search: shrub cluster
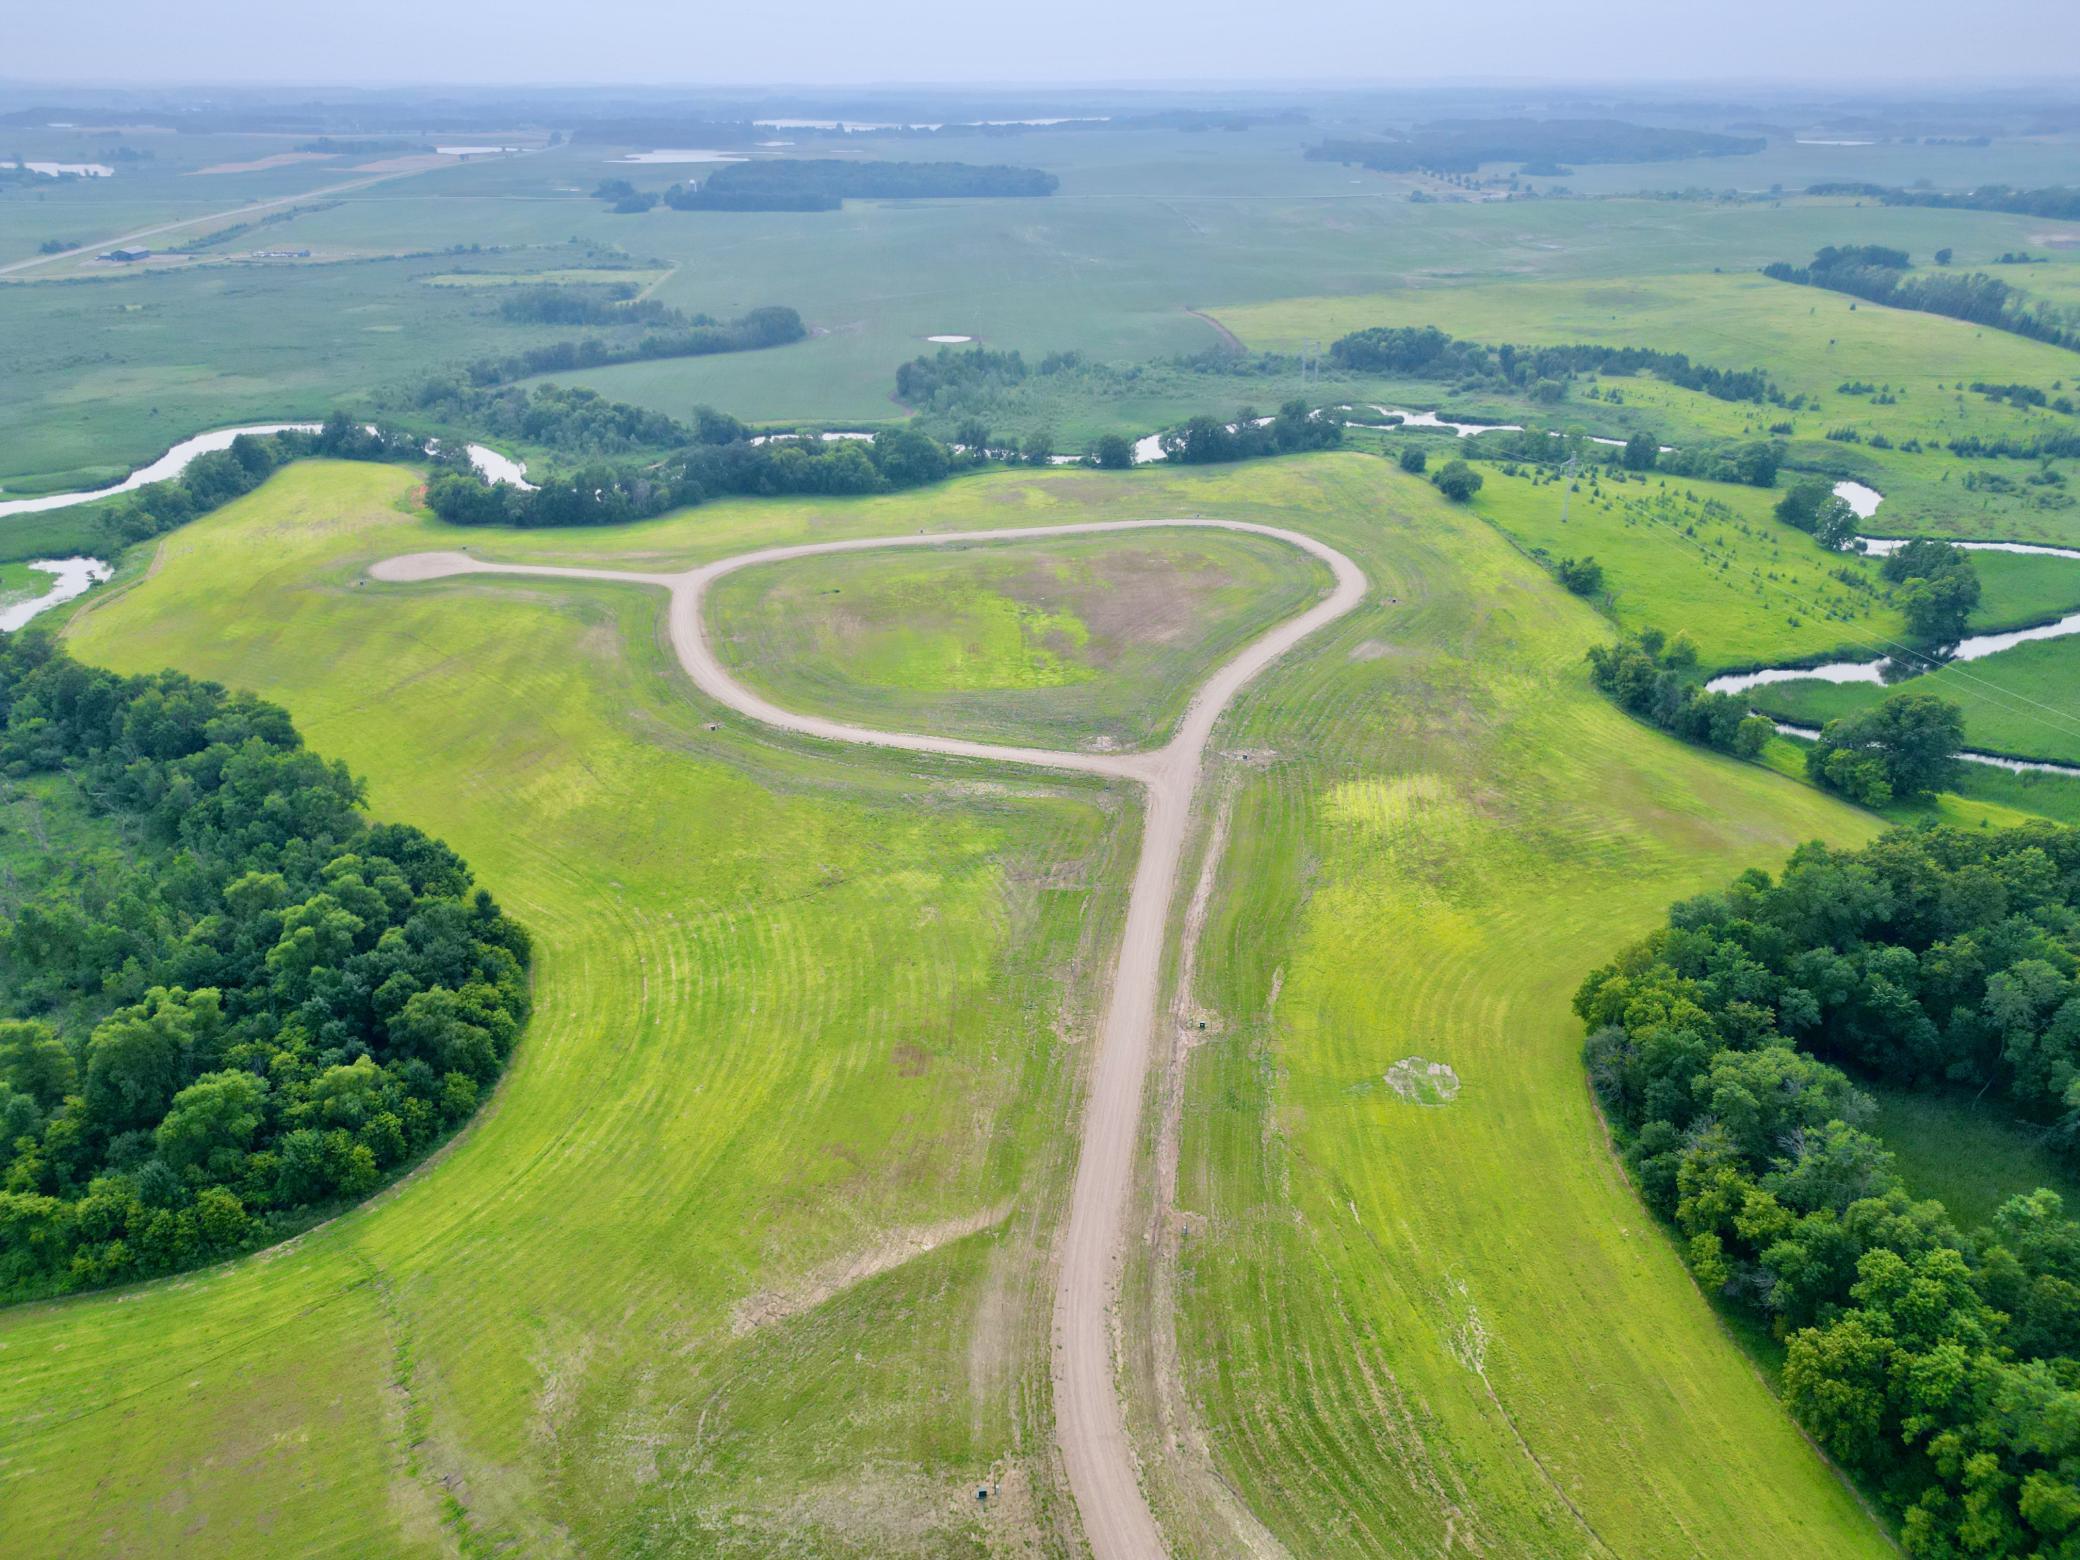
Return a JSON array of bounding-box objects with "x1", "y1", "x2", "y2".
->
[
  {"x1": 1579, "y1": 824, "x2": 2080, "y2": 1556},
  {"x1": 0, "y1": 638, "x2": 529, "y2": 1301},
  {"x1": 1156, "y1": 401, "x2": 1344, "y2": 464},
  {"x1": 1586, "y1": 628, "x2": 1774, "y2": 756}
]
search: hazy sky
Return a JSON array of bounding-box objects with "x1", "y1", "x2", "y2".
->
[{"x1": 10, "y1": 0, "x2": 2080, "y2": 88}]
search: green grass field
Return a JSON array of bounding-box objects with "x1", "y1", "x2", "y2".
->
[
  {"x1": 1113, "y1": 455, "x2": 1889, "y2": 1556},
  {"x1": 1465, "y1": 464, "x2": 1909, "y2": 669},
  {"x1": 1218, "y1": 270, "x2": 2080, "y2": 546},
  {"x1": 709, "y1": 529, "x2": 1329, "y2": 749},
  {"x1": 1867, "y1": 1083, "x2": 2080, "y2": 1232},
  {"x1": 0, "y1": 451, "x2": 1893, "y2": 1556},
  {"x1": 15, "y1": 459, "x2": 1142, "y2": 1555}
]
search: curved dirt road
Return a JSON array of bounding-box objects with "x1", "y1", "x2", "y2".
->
[{"x1": 372, "y1": 517, "x2": 1368, "y2": 1557}]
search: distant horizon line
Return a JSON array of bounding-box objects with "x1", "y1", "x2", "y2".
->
[{"x1": 4, "y1": 73, "x2": 2080, "y2": 96}]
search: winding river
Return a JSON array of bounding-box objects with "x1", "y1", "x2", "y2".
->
[
  {"x1": 0, "y1": 425, "x2": 533, "y2": 521},
  {"x1": 0, "y1": 426, "x2": 534, "y2": 630},
  {"x1": 1709, "y1": 481, "x2": 2080, "y2": 777}
]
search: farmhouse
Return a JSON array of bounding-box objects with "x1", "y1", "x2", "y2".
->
[{"x1": 97, "y1": 246, "x2": 150, "y2": 262}]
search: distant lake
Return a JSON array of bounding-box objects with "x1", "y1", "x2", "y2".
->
[
  {"x1": 3, "y1": 160, "x2": 113, "y2": 177},
  {"x1": 612, "y1": 150, "x2": 747, "y2": 164}
]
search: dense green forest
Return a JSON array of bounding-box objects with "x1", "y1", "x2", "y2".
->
[
  {"x1": 662, "y1": 159, "x2": 1057, "y2": 211},
  {"x1": 1306, "y1": 117, "x2": 1763, "y2": 173},
  {"x1": 1579, "y1": 824, "x2": 2080, "y2": 1557},
  {"x1": 0, "y1": 636, "x2": 530, "y2": 1302}
]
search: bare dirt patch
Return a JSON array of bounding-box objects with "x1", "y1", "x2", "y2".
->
[
  {"x1": 729, "y1": 1203, "x2": 1011, "y2": 1336},
  {"x1": 1385, "y1": 1056, "x2": 1461, "y2": 1105},
  {"x1": 188, "y1": 152, "x2": 336, "y2": 176}
]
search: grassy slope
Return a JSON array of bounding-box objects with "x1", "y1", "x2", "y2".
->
[
  {"x1": 1130, "y1": 456, "x2": 1888, "y2": 1556},
  {"x1": 3, "y1": 452, "x2": 1892, "y2": 1556},
  {"x1": 14, "y1": 460, "x2": 1144, "y2": 1556},
  {"x1": 1466, "y1": 465, "x2": 1908, "y2": 668},
  {"x1": 1216, "y1": 270, "x2": 2080, "y2": 547},
  {"x1": 709, "y1": 529, "x2": 1329, "y2": 749}
]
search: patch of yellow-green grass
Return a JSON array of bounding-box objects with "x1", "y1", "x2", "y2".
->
[
  {"x1": 1467, "y1": 463, "x2": 1908, "y2": 669},
  {"x1": 16, "y1": 453, "x2": 1894, "y2": 1556},
  {"x1": 709, "y1": 529, "x2": 1330, "y2": 749}
]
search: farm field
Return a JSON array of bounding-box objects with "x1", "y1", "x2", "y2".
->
[
  {"x1": 1, "y1": 450, "x2": 1887, "y2": 1555},
  {"x1": 8, "y1": 120, "x2": 2079, "y2": 498}
]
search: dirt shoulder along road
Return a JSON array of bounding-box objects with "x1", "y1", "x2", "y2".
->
[{"x1": 370, "y1": 516, "x2": 1369, "y2": 1558}]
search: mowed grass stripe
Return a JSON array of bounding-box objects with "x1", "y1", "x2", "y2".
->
[
  {"x1": 10, "y1": 453, "x2": 1885, "y2": 1554},
  {"x1": 1148, "y1": 458, "x2": 1890, "y2": 1555}
]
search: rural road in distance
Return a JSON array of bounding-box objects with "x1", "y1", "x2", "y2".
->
[{"x1": 372, "y1": 516, "x2": 1369, "y2": 1557}]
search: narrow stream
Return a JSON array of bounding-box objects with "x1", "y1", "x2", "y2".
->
[
  {"x1": 0, "y1": 559, "x2": 113, "y2": 631},
  {"x1": 0, "y1": 425, "x2": 532, "y2": 519},
  {"x1": 1716, "y1": 480, "x2": 2080, "y2": 778}
]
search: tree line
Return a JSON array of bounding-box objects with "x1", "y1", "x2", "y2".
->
[
  {"x1": 1155, "y1": 401, "x2": 1344, "y2": 464},
  {"x1": 1586, "y1": 628, "x2": 1776, "y2": 757},
  {"x1": 656, "y1": 159, "x2": 1058, "y2": 213},
  {"x1": 1328, "y1": 323, "x2": 1780, "y2": 406},
  {"x1": 0, "y1": 636, "x2": 530, "y2": 1302},
  {"x1": 425, "y1": 421, "x2": 971, "y2": 528},
  {"x1": 1306, "y1": 117, "x2": 1763, "y2": 174},
  {"x1": 1763, "y1": 245, "x2": 2080, "y2": 354},
  {"x1": 458, "y1": 303, "x2": 805, "y2": 387},
  {"x1": 1579, "y1": 823, "x2": 2080, "y2": 1557},
  {"x1": 1809, "y1": 181, "x2": 2080, "y2": 223}
]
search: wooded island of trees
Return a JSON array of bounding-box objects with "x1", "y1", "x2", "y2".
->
[
  {"x1": 1580, "y1": 824, "x2": 2080, "y2": 1558},
  {"x1": 0, "y1": 636, "x2": 530, "y2": 1301}
]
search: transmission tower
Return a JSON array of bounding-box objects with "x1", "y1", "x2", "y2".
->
[{"x1": 1558, "y1": 452, "x2": 1579, "y2": 526}]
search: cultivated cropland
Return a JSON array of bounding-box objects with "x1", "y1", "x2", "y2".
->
[{"x1": 3, "y1": 67, "x2": 2080, "y2": 1560}]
